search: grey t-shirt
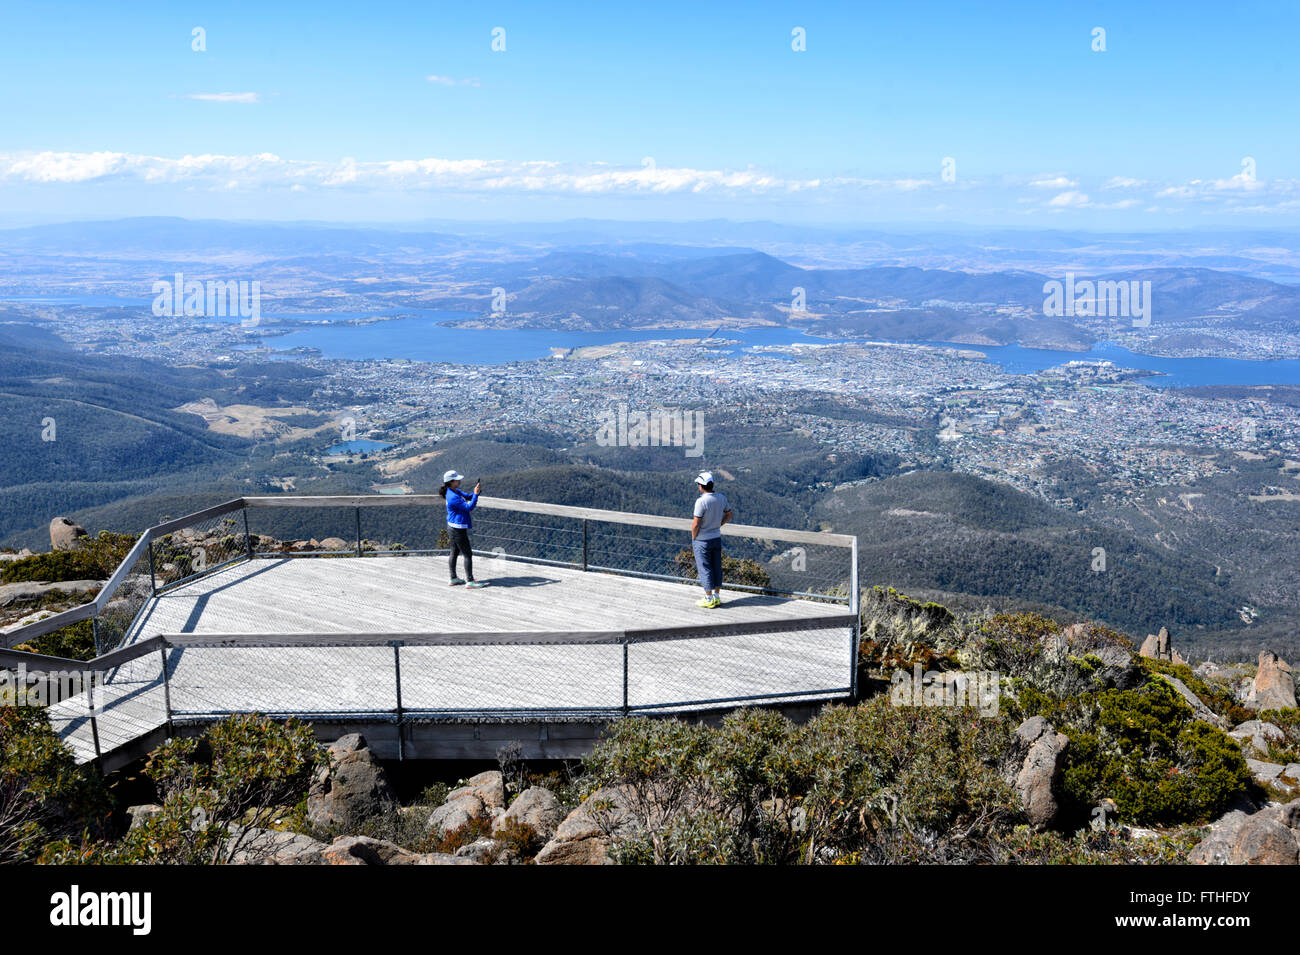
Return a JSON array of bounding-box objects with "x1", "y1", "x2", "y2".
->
[{"x1": 693, "y1": 491, "x2": 729, "y2": 541}]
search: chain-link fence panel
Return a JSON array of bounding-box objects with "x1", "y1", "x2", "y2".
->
[
  {"x1": 627, "y1": 622, "x2": 855, "y2": 711},
  {"x1": 397, "y1": 641, "x2": 624, "y2": 716},
  {"x1": 165, "y1": 643, "x2": 397, "y2": 719}
]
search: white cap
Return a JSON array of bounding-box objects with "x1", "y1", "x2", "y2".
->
[
  {"x1": 695, "y1": 471, "x2": 713, "y2": 486},
  {"x1": 443, "y1": 470, "x2": 464, "y2": 483}
]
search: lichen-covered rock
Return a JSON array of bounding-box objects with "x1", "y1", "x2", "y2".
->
[
  {"x1": 306, "y1": 734, "x2": 395, "y2": 830},
  {"x1": 1012, "y1": 716, "x2": 1068, "y2": 829},
  {"x1": 1154, "y1": 674, "x2": 1229, "y2": 729},
  {"x1": 228, "y1": 827, "x2": 328, "y2": 865},
  {"x1": 495, "y1": 787, "x2": 566, "y2": 842},
  {"x1": 1229, "y1": 814, "x2": 1299, "y2": 865},
  {"x1": 1246, "y1": 651, "x2": 1297, "y2": 711},
  {"x1": 1230, "y1": 720, "x2": 1285, "y2": 756},
  {"x1": 1188, "y1": 810, "x2": 1249, "y2": 864},
  {"x1": 454, "y1": 837, "x2": 504, "y2": 864},
  {"x1": 427, "y1": 792, "x2": 488, "y2": 836},
  {"x1": 446, "y1": 770, "x2": 506, "y2": 810},
  {"x1": 49, "y1": 517, "x2": 86, "y2": 551},
  {"x1": 321, "y1": 835, "x2": 423, "y2": 865},
  {"x1": 1189, "y1": 803, "x2": 1300, "y2": 865},
  {"x1": 534, "y1": 785, "x2": 639, "y2": 865}
]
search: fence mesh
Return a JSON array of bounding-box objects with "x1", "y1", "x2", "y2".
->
[{"x1": 165, "y1": 644, "x2": 397, "y2": 718}]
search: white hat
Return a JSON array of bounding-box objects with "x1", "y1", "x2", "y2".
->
[
  {"x1": 443, "y1": 470, "x2": 464, "y2": 483},
  {"x1": 695, "y1": 471, "x2": 713, "y2": 486}
]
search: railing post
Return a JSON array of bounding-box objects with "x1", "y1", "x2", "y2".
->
[
  {"x1": 582, "y1": 519, "x2": 589, "y2": 571},
  {"x1": 355, "y1": 507, "x2": 363, "y2": 557},
  {"x1": 147, "y1": 539, "x2": 158, "y2": 595},
  {"x1": 86, "y1": 673, "x2": 102, "y2": 763},
  {"x1": 91, "y1": 616, "x2": 102, "y2": 657},
  {"x1": 243, "y1": 507, "x2": 254, "y2": 560},
  {"x1": 159, "y1": 644, "x2": 173, "y2": 733},
  {"x1": 849, "y1": 535, "x2": 861, "y2": 700},
  {"x1": 392, "y1": 642, "x2": 404, "y2": 761},
  {"x1": 622, "y1": 640, "x2": 629, "y2": 716}
]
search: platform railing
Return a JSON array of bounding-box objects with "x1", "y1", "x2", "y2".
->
[
  {"x1": 3, "y1": 494, "x2": 860, "y2": 688},
  {"x1": 10, "y1": 613, "x2": 857, "y2": 766}
]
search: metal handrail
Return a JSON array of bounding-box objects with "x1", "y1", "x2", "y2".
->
[{"x1": 3, "y1": 493, "x2": 861, "y2": 655}]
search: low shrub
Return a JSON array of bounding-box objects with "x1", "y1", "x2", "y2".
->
[{"x1": 0, "y1": 706, "x2": 109, "y2": 863}]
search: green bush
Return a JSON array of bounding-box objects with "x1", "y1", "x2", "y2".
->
[
  {"x1": 15, "y1": 619, "x2": 97, "y2": 662},
  {"x1": 1055, "y1": 680, "x2": 1252, "y2": 827},
  {"x1": 1140, "y1": 658, "x2": 1253, "y2": 726},
  {"x1": 1258, "y1": 708, "x2": 1300, "y2": 763},
  {"x1": 584, "y1": 701, "x2": 1018, "y2": 865},
  {"x1": 42, "y1": 714, "x2": 323, "y2": 864},
  {"x1": 0, "y1": 706, "x2": 109, "y2": 863},
  {"x1": 1, "y1": 532, "x2": 136, "y2": 584},
  {"x1": 673, "y1": 549, "x2": 772, "y2": 590}
]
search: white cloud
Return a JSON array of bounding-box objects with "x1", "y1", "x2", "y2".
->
[
  {"x1": 2, "y1": 151, "x2": 1297, "y2": 218},
  {"x1": 1029, "y1": 175, "x2": 1077, "y2": 189},
  {"x1": 1047, "y1": 190, "x2": 1090, "y2": 207},
  {"x1": 1101, "y1": 176, "x2": 1146, "y2": 190},
  {"x1": 179, "y1": 92, "x2": 260, "y2": 103},
  {"x1": 0, "y1": 151, "x2": 901, "y2": 198}
]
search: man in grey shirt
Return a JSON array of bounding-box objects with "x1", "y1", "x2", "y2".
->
[{"x1": 690, "y1": 471, "x2": 733, "y2": 608}]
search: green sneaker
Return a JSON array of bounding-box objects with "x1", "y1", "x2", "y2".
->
[
  {"x1": 450, "y1": 578, "x2": 466, "y2": 586},
  {"x1": 708, "y1": 595, "x2": 722, "y2": 608},
  {"x1": 696, "y1": 596, "x2": 713, "y2": 608},
  {"x1": 466, "y1": 580, "x2": 487, "y2": 589}
]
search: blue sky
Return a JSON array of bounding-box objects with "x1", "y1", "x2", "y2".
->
[{"x1": 1, "y1": 0, "x2": 1297, "y2": 226}]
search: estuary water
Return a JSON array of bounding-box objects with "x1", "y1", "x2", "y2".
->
[{"x1": 6, "y1": 295, "x2": 1300, "y2": 387}]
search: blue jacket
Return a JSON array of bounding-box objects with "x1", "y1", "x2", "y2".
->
[{"x1": 446, "y1": 488, "x2": 478, "y2": 529}]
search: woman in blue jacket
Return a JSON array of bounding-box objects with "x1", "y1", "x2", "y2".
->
[{"x1": 441, "y1": 470, "x2": 485, "y2": 587}]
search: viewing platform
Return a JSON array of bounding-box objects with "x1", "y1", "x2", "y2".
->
[{"x1": 2, "y1": 495, "x2": 859, "y2": 770}]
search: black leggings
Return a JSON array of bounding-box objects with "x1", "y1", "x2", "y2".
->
[{"x1": 448, "y1": 527, "x2": 474, "y2": 581}]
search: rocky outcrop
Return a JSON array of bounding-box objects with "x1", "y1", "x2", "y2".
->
[
  {"x1": 1229, "y1": 720, "x2": 1285, "y2": 757},
  {"x1": 49, "y1": 517, "x2": 86, "y2": 551},
  {"x1": 1138, "y1": 626, "x2": 1186, "y2": 666},
  {"x1": 454, "y1": 837, "x2": 505, "y2": 864},
  {"x1": 322, "y1": 835, "x2": 418, "y2": 865},
  {"x1": 427, "y1": 771, "x2": 506, "y2": 836},
  {"x1": 534, "y1": 785, "x2": 640, "y2": 865},
  {"x1": 0, "y1": 579, "x2": 104, "y2": 609},
  {"x1": 448, "y1": 770, "x2": 507, "y2": 810},
  {"x1": 1246, "y1": 760, "x2": 1300, "y2": 796},
  {"x1": 1189, "y1": 801, "x2": 1300, "y2": 865},
  {"x1": 1157, "y1": 674, "x2": 1229, "y2": 730},
  {"x1": 1011, "y1": 716, "x2": 1068, "y2": 829},
  {"x1": 428, "y1": 793, "x2": 488, "y2": 835},
  {"x1": 1246, "y1": 651, "x2": 1297, "y2": 711},
  {"x1": 495, "y1": 786, "x2": 567, "y2": 842},
  {"x1": 227, "y1": 827, "x2": 329, "y2": 865},
  {"x1": 306, "y1": 734, "x2": 395, "y2": 830},
  {"x1": 227, "y1": 833, "x2": 476, "y2": 866}
]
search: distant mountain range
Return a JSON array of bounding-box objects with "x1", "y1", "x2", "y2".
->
[{"x1": 4, "y1": 219, "x2": 1298, "y2": 353}]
